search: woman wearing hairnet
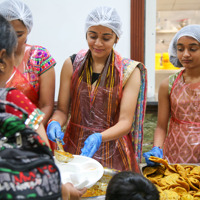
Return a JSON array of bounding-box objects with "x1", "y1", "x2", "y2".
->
[
  {"x1": 143, "y1": 24, "x2": 200, "y2": 165},
  {"x1": 0, "y1": 0, "x2": 56, "y2": 126},
  {"x1": 47, "y1": 6, "x2": 147, "y2": 172},
  {"x1": 0, "y1": 13, "x2": 86, "y2": 200}
]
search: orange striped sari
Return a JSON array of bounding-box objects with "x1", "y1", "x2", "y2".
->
[{"x1": 63, "y1": 49, "x2": 143, "y2": 172}]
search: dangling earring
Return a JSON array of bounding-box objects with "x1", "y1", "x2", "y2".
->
[{"x1": 0, "y1": 63, "x2": 5, "y2": 72}]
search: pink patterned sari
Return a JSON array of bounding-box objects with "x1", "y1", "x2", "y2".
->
[{"x1": 164, "y1": 70, "x2": 200, "y2": 164}]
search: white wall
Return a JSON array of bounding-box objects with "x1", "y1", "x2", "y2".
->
[
  {"x1": 0, "y1": 0, "x2": 130, "y2": 100},
  {"x1": 0, "y1": 0, "x2": 157, "y2": 99},
  {"x1": 145, "y1": 0, "x2": 156, "y2": 98}
]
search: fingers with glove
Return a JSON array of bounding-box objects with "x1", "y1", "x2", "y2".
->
[
  {"x1": 80, "y1": 133, "x2": 102, "y2": 158},
  {"x1": 143, "y1": 146, "x2": 163, "y2": 166},
  {"x1": 46, "y1": 120, "x2": 64, "y2": 144}
]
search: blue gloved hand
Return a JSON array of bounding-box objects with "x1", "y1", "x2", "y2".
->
[
  {"x1": 46, "y1": 121, "x2": 64, "y2": 144},
  {"x1": 80, "y1": 133, "x2": 102, "y2": 158},
  {"x1": 143, "y1": 146, "x2": 163, "y2": 166}
]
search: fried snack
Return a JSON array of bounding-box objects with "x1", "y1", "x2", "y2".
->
[
  {"x1": 189, "y1": 177, "x2": 199, "y2": 187},
  {"x1": 143, "y1": 157, "x2": 200, "y2": 200},
  {"x1": 160, "y1": 174, "x2": 180, "y2": 187},
  {"x1": 149, "y1": 156, "x2": 177, "y2": 172},
  {"x1": 54, "y1": 150, "x2": 74, "y2": 163},
  {"x1": 181, "y1": 194, "x2": 194, "y2": 200},
  {"x1": 172, "y1": 186, "x2": 187, "y2": 195},
  {"x1": 164, "y1": 168, "x2": 177, "y2": 176},
  {"x1": 160, "y1": 190, "x2": 180, "y2": 200},
  {"x1": 185, "y1": 177, "x2": 199, "y2": 191},
  {"x1": 189, "y1": 190, "x2": 197, "y2": 196},
  {"x1": 175, "y1": 164, "x2": 187, "y2": 178},
  {"x1": 143, "y1": 166, "x2": 159, "y2": 177},
  {"x1": 188, "y1": 175, "x2": 200, "y2": 181},
  {"x1": 176, "y1": 177, "x2": 190, "y2": 192},
  {"x1": 194, "y1": 191, "x2": 200, "y2": 197},
  {"x1": 190, "y1": 166, "x2": 200, "y2": 175}
]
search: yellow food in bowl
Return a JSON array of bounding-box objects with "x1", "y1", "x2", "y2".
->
[{"x1": 54, "y1": 150, "x2": 74, "y2": 163}]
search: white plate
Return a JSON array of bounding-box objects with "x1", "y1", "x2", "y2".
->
[{"x1": 54, "y1": 155, "x2": 104, "y2": 189}]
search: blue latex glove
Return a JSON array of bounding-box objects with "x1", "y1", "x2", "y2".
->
[
  {"x1": 143, "y1": 146, "x2": 163, "y2": 166},
  {"x1": 80, "y1": 133, "x2": 102, "y2": 158},
  {"x1": 46, "y1": 121, "x2": 64, "y2": 144}
]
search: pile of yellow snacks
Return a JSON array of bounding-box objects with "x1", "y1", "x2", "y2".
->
[{"x1": 143, "y1": 156, "x2": 200, "y2": 200}]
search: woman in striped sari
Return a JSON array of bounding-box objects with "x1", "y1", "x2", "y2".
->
[{"x1": 47, "y1": 6, "x2": 147, "y2": 172}]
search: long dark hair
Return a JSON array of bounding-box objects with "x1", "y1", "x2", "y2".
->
[{"x1": 0, "y1": 14, "x2": 17, "y2": 56}]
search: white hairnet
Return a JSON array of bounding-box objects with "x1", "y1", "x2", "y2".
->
[
  {"x1": 168, "y1": 24, "x2": 200, "y2": 67},
  {"x1": 0, "y1": 0, "x2": 33, "y2": 33},
  {"x1": 85, "y1": 6, "x2": 122, "y2": 38}
]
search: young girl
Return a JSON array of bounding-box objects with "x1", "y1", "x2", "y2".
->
[{"x1": 144, "y1": 24, "x2": 200, "y2": 165}]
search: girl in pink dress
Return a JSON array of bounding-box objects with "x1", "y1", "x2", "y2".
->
[{"x1": 144, "y1": 24, "x2": 200, "y2": 165}]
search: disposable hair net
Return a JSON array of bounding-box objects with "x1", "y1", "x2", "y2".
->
[
  {"x1": 0, "y1": 0, "x2": 33, "y2": 33},
  {"x1": 85, "y1": 6, "x2": 122, "y2": 38},
  {"x1": 168, "y1": 24, "x2": 200, "y2": 67}
]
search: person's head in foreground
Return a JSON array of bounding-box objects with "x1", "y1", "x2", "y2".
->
[
  {"x1": 105, "y1": 171, "x2": 160, "y2": 200},
  {"x1": 0, "y1": 0, "x2": 33, "y2": 56},
  {"x1": 0, "y1": 14, "x2": 17, "y2": 87}
]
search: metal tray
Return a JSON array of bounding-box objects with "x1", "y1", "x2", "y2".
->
[{"x1": 81, "y1": 168, "x2": 119, "y2": 200}]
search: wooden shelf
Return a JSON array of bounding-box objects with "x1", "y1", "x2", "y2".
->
[
  {"x1": 155, "y1": 69, "x2": 181, "y2": 73},
  {"x1": 156, "y1": 30, "x2": 178, "y2": 33}
]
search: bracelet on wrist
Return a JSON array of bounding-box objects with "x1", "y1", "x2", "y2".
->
[
  {"x1": 47, "y1": 119, "x2": 57, "y2": 126},
  {"x1": 153, "y1": 145, "x2": 161, "y2": 148},
  {"x1": 25, "y1": 108, "x2": 44, "y2": 130}
]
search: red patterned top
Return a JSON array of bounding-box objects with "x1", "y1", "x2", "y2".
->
[
  {"x1": 6, "y1": 44, "x2": 56, "y2": 106},
  {"x1": 6, "y1": 89, "x2": 36, "y2": 118},
  {"x1": 17, "y1": 44, "x2": 56, "y2": 93}
]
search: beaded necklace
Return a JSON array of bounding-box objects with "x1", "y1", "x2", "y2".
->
[{"x1": 82, "y1": 50, "x2": 115, "y2": 106}]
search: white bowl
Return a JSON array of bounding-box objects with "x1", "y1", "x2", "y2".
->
[{"x1": 54, "y1": 155, "x2": 104, "y2": 189}]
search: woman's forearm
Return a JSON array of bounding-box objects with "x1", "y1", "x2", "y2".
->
[
  {"x1": 153, "y1": 127, "x2": 167, "y2": 148},
  {"x1": 50, "y1": 109, "x2": 69, "y2": 127},
  {"x1": 40, "y1": 104, "x2": 54, "y2": 126},
  {"x1": 101, "y1": 119, "x2": 132, "y2": 142}
]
